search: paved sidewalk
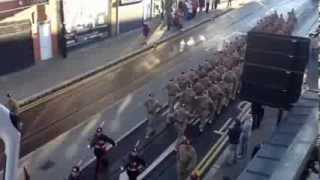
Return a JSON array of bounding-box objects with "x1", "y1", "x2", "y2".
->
[{"x1": 0, "y1": 8, "x2": 229, "y2": 104}]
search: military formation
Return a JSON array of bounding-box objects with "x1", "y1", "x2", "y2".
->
[
  {"x1": 142, "y1": 10, "x2": 298, "y2": 180},
  {"x1": 252, "y1": 9, "x2": 298, "y2": 35}
]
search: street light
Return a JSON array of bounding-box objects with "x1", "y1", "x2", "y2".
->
[{"x1": 0, "y1": 104, "x2": 22, "y2": 180}]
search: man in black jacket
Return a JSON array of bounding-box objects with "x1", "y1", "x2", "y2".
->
[
  {"x1": 124, "y1": 150, "x2": 146, "y2": 180},
  {"x1": 90, "y1": 127, "x2": 116, "y2": 178},
  {"x1": 227, "y1": 120, "x2": 241, "y2": 165},
  {"x1": 251, "y1": 103, "x2": 264, "y2": 130},
  {"x1": 68, "y1": 166, "x2": 81, "y2": 180}
]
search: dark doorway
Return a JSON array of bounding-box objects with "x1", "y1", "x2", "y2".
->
[{"x1": 0, "y1": 20, "x2": 34, "y2": 76}]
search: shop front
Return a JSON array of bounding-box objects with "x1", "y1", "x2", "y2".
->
[{"x1": 62, "y1": 0, "x2": 110, "y2": 48}]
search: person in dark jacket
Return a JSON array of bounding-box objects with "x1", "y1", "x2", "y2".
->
[
  {"x1": 142, "y1": 23, "x2": 150, "y2": 45},
  {"x1": 227, "y1": 120, "x2": 241, "y2": 165},
  {"x1": 68, "y1": 166, "x2": 81, "y2": 180},
  {"x1": 124, "y1": 150, "x2": 146, "y2": 180},
  {"x1": 251, "y1": 103, "x2": 264, "y2": 130},
  {"x1": 89, "y1": 127, "x2": 116, "y2": 175}
]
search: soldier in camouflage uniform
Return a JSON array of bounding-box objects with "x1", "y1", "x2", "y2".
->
[
  {"x1": 173, "y1": 104, "x2": 193, "y2": 148},
  {"x1": 223, "y1": 69, "x2": 237, "y2": 100},
  {"x1": 144, "y1": 93, "x2": 162, "y2": 139},
  {"x1": 199, "y1": 76, "x2": 212, "y2": 89},
  {"x1": 180, "y1": 84, "x2": 196, "y2": 113},
  {"x1": 208, "y1": 82, "x2": 225, "y2": 115},
  {"x1": 177, "y1": 72, "x2": 190, "y2": 91},
  {"x1": 208, "y1": 69, "x2": 220, "y2": 84},
  {"x1": 177, "y1": 138, "x2": 197, "y2": 180},
  {"x1": 193, "y1": 81, "x2": 205, "y2": 96},
  {"x1": 166, "y1": 79, "x2": 181, "y2": 112},
  {"x1": 187, "y1": 68, "x2": 200, "y2": 84},
  {"x1": 196, "y1": 91, "x2": 214, "y2": 132}
]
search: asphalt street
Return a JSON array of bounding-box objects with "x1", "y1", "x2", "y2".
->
[
  {"x1": 4, "y1": 0, "x2": 317, "y2": 179},
  {"x1": 18, "y1": 0, "x2": 315, "y2": 157}
]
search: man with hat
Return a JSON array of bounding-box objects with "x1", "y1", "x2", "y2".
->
[
  {"x1": 123, "y1": 150, "x2": 146, "y2": 180},
  {"x1": 89, "y1": 127, "x2": 116, "y2": 174},
  {"x1": 68, "y1": 166, "x2": 81, "y2": 180}
]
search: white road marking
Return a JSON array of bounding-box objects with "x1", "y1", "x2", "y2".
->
[{"x1": 137, "y1": 141, "x2": 176, "y2": 180}]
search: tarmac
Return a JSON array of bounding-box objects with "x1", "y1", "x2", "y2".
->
[{"x1": 0, "y1": 0, "x2": 317, "y2": 180}]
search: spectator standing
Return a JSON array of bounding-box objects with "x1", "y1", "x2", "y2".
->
[
  {"x1": 165, "y1": 0, "x2": 174, "y2": 30},
  {"x1": 251, "y1": 102, "x2": 264, "y2": 130},
  {"x1": 191, "y1": 0, "x2": 199, "y2": 17},
  {"x1": 205, "y1": 0, "x2": 209, "y2": 13},
  {"x1": 6, "y1": 93, "x2": 19, "y2": 114},
  {"x1": 227, "y1": 120, "x2": 241, "y2": 165},
  {"x1": 142, "y1": 22, "x2": 150, "y2": 45},
  {"x1": 185, "y1": 0, "x2": 193, "y2": 20},
  {"x1": 227, "y1": 0, "x2": 232, "y2": 7},
  {"x1": 213, "y1": 0, "x2": 219, "y2": 9},
  {"x1": 238, "y1": 116, "x2": 253, "y2": 158},
  {"x1": 199, "y1": 0, "x2": 205, "y2": 13}
]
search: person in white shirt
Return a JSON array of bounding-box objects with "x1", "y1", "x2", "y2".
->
[{"x1": 238, "y1": 115, "x2": 253, "y2": 158}]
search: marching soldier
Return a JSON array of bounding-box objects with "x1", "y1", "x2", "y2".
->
[
  {"x1": 173, "y1": 104, "x2": 193, "y2": 146},
  {"x1": 199, "y1": 76, "x2": 212, "y2": 89},
  {"x1": 180, "y1": 84, "x2": 196, "y2": 113},
  {"x1": 217, "y1": 80, "x2": 230, "y2": 110},
  {"x1": 196, "y1": 91, "x2": 214, "y2": 132},
  {"x1": 177, "y1": 72, "x2": 190, "y2": 90},
  {"x1": 144, "y1": 93, "x2": 162, "y2": 139},
  {"x1": 166, "y1": 79, "x2": 181, "y2": 112},
  {"x1": 6, "y1": 93, "x2": 19, "y2": 114},
  {"x1": 234, "y1": 64, "x2": 243, "y2": 94},
  {"x1": 187, "y1": 68, "x2": 200, "y2": 84},
  {"x1": 208, "y1": 69, "x2": 220, "y2": 84},
  {"x1": 208, "y1": 82, "x2": 225, "y2": 115},
  {"x1": 223, "y1": 70, "x2": 237, "y2": 100},
  {"x1": 202, "y1": 60, "x2": 213, "y2": 73},
  {"x1": 177, "y1": 137, "x2": 197, "y2": 180},
  {"x1": 196, "y1": 64, "x2": 207, "y2": 79},
  {"x1": 221, "y1": 77, "x2": 233, "y2": 106},
  {"x1": 208, "y1": 57, "x2": 219, "y2": 68},
  {"x1": 193, "y1": 81, "x2": 205, "y2": 96}
]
